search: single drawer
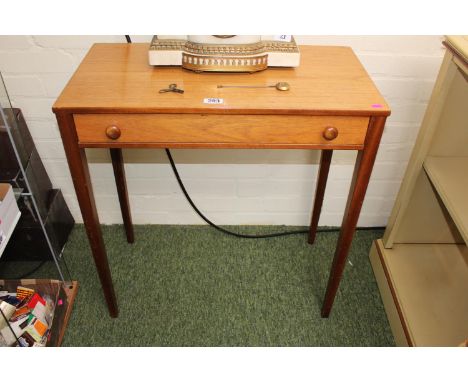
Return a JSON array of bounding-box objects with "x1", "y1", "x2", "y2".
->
[{"x1": 74, "y1": 114, "x2": 369, "y2": 149}]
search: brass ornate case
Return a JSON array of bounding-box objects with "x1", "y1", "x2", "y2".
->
[{"x1": 149, "y1": 35, "x2": 300, "y2": 73}]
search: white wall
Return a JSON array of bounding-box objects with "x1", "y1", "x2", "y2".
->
[{"x1": 0, "y1": 35, "x2": 445, "y2": 226}]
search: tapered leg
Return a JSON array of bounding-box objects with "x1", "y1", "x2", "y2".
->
[
  {"x1": 321, "y1": 116, "x2": 387, "y2": 317},
  {"x1": 308, "y1": 150, "x2": 333, "y2": 244},
  {"x1": 110, "y1": 148, "x2": 134, "y2": 243},
  {"x1": 55, "y1": 112, "x2": 118, "y2": 318}
]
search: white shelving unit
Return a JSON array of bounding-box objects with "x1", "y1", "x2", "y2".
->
[
  {"x1": 369, "y1": 36, "x2": 468, "y2": 346},
  {"x1": 423, "y1": 156, "x2": 468, "y2": 242}
]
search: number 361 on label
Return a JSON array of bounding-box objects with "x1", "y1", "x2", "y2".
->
[{"x1": 204, "y1": 98, "x2": 224, "y2": 104}]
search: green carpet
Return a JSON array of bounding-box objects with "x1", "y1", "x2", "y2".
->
[{"x1": 0, "y1": 225, "x2": 394, "y2": 346}]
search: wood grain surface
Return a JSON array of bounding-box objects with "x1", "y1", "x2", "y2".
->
[
  {"x1": 53, "y1": 44, "x2": 390, "y2": 117},
  {"x1": 74, "y1": 113, "x2": 368, "y2": 149}
]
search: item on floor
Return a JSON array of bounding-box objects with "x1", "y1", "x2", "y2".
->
[{"x1": 0, "y1": 284, "x2": 56, "y2": 347}]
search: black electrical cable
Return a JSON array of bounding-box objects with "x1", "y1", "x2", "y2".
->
[
  {"x1": 166, "y1": 149, "x2": 386, "y2": 238},
  {"x1": 125, "y1": 35, "x2": 132, "y2": 43},
  {"x1": 167, "y1": 148, "x2": 326, "y2": 238}
]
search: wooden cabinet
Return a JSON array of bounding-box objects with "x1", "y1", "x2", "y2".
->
[{"x1": 370, "y1": 36, "x2": 468, "y2": 346}]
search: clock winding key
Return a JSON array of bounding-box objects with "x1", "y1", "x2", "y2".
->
[{"x1": 217, "y1": 82, "x2": 290, "y2": 91}]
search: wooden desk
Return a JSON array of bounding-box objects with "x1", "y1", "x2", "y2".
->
[{"x1": 53, "y1": 43, "x2": 390, "y2": 318}]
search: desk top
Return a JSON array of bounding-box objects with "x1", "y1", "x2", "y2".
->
[{"x1": 53, "y1": 43, "x2": 390, "y2": 117}]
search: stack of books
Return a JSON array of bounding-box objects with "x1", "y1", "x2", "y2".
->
[{"x1": 0, "y1": 284, "x2": 57, "y2": 347}]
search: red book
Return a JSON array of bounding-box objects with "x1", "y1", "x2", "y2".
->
[{"x1": 27, "y1": 293, "x2": 46, "y2": 309}]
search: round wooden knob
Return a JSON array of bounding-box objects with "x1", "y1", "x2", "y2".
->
[
  {"x1": 322, "y1": 126, "x2": 338, "y2": 141},
  {"x1": 106, "y1": 125, "x2": 121, "y2": 140}
]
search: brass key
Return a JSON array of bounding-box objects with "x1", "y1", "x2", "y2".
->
[{"x1": 159, "y1": 83, "x2": 184, "y2": 94}]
